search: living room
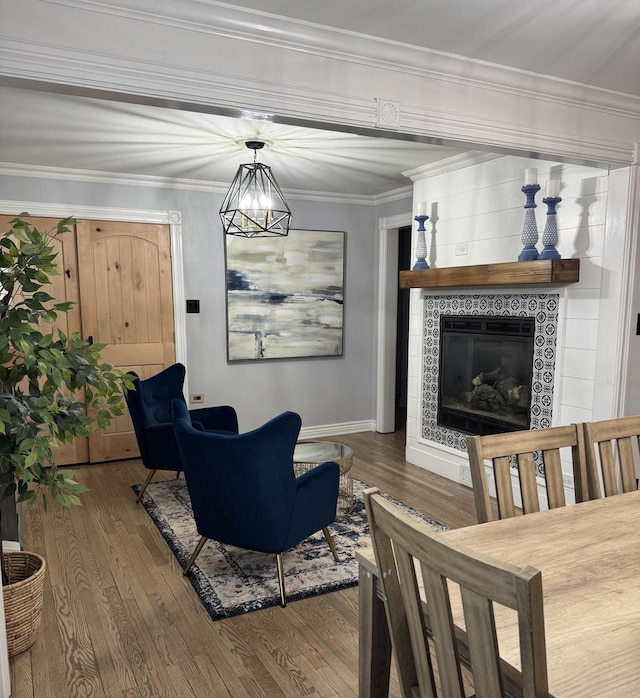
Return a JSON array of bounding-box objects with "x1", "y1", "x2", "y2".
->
[{"x1": 2, "y1": 1, "x2": 640, "y2": 696}]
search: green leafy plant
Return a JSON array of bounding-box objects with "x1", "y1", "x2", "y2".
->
[{"x1": 0, "y1": 213, "x2": 134, "y2": 514}]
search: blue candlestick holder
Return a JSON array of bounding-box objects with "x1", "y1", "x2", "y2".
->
[
  {"x1": 539, "y1": 196, "x2": 562, "y2": 260},
  {"x1": 413, "y1": 214, "x2": 429, "y2": 270},
  {"x1": 518, "y1": 184, "x2": 541, "y2": 262}
]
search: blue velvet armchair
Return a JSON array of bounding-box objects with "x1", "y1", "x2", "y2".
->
[
  {"x1": 171, "y1": 399, "x2": 340, "y2": 607},
  {"x1": 124, "y1": 363, "x2": 238, "y2": 502}
]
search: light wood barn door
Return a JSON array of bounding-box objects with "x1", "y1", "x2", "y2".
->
[
  {"x1": 76, "y1": 220, "x2": 176, "y2": 462},
  {"x1": 0, "y1": 215, "x2": 89, "y2": 466}
]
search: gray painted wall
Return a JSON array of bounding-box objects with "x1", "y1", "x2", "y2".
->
[{"x1": 0, "y1": 174, "x2": 393, "y2": 431}]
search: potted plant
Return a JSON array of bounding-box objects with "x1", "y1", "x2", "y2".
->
[{"x1": 0, "y1": 213, "x2": 133, "y2": 655}]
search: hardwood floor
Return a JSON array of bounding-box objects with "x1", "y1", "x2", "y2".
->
[{"x1": 10, "y1": 430, "x2": 478, "y2": 697}]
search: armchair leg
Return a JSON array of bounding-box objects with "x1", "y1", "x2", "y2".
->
[
  {"x1": 136, "y1": 469, "x2": 156, "y2": 503},
  {"x1": 276, "y1": 553, "x2": 286, "y2": 607},
  {"x1": 183, "y1": 535, "x2": 208, "y2": 575},
  {"x1": 323, "y1": 527, "x2": 340, "y2": 562},
  {"x1": 175, "y1": 471, "x2": 181, "y2": 480}
]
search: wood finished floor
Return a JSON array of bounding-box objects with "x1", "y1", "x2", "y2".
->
[{"x1": 10, "y1": 430, "x2": 479, "y2": 697}]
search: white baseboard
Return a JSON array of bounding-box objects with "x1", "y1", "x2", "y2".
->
[
  {"x1": 299, "y1": 420, "x2": 376, "y2": 440},
  {"x1": 1, "y1": 541, "x2": 20, "y2": 553},
  {"x1": 406, "y1": 439, "x2": 469, "y2": 482}
]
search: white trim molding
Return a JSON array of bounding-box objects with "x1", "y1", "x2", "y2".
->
[
  {"x1": 0, "y1": 162, "x2": 412, "y2": 207},
  {"x1": 403, "y1": 152, "x2": 504, "y2": 181},
  {"x1": 376, "y1": 211, "x2": 413, "y2": 432},
  {"x1": 615, "y1": 158, "x2": 640, "y2": 416},
  {"x1": 299, "y1": 420, "x2": 375, "y2": 440}
]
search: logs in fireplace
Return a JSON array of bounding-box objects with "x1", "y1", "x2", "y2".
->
[{"x1": 438, "y1": 315, "x2": 534, "y2": 436}]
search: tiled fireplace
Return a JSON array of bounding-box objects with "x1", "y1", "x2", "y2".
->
[
  {"x1": 420, "y1": 293, "x2": 560, "y2": 462},
  {"x1": 404, "y1": 157, "x2": 625, "y2": 494}
]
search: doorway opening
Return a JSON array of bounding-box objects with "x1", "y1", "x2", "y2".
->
[{"x1": 395, "y1": 225, "x2": 412, "y2": 431}]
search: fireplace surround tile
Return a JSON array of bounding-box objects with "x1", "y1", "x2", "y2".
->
[{"x1": 421, "y1": 293, "x2": 560, "y2": 469}]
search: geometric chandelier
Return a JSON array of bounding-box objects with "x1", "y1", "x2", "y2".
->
[{"x1": 219, "y1": 140, "x2": 292, "y2": 237}]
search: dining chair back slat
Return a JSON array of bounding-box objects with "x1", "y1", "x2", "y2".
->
[
  {"x1": 363, "y1": 487, "x2": 549, "y2": 698},
  {"x1": 542, "y1": 449, "x2": 566, "y2": 509},
  {"x1": 420, "y1": 564, "x2": 464, "y2": 698},
  {"x1": 466, "y1": 424, "x2": 586, "y2": 523},
  {"x1": 582, "y1": 416, "x2": 640, "y2": 499},
  {"x1": 493, "y1": 456, "x2": 518, "y2": 519},
  {"x1": 459, "y1": 587, "x2": 503, "y2": 697},
  {"x1": 618, "y1": 438, "x2": 638, "y2": 492},
  {"x1": 516, "y1": 452, "x2": 540, "y2": 514}
]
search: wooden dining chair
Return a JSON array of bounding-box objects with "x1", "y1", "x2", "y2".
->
[
  {"x1": 363, "y1": 487, "x2": 549, "y2": 698},
  {"x1": 582, "y1": 415, "x2": 640, "y2": 499},
  {"x1": 466, "y1": 424, "x2": 587, "y2": 523}
]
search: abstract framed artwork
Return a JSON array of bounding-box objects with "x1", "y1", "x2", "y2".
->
[{"x1": 225, "y1": 229, "x2": 345, "y2": 361}]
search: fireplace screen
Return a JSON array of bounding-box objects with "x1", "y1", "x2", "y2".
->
[{"x1": 438, "y1": 315, "x2": 534, "y2": 436}]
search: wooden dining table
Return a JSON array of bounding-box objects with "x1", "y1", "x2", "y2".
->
[{"x1": 357, "y1": 489, "x2": 640, "y2": 698}]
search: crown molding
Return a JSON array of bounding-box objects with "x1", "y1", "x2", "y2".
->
[
  {"x1": 398, "y1": 105, "x2": 633, "y2": 167},
  {"x1": 38, "y1": 0, "x2": 640, "y2": 120},
  {"x1": 0, "y1": 38, "x2": 375, "y2": 128},
  {"x1": 0, "y1": 162, "x2": 410, "y2": 206},
  {"x1": 372, "y1": 186, "x2": 413, "y2": 206},
  {"x1": 0, "y1": 197, "x2": 176, "y2": 223},
  {"x1": 0, "y1": 36, "x2": 634, "y2": 168},
  {"x1": 0, "y1": 162, "x2": 222, "y2": 192},
  {"x1": 403, "y1": 152, "x2": 504, "y2": 181}
]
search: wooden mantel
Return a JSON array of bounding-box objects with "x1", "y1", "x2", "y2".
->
[{"x1": 399, "y1": 258, "x2": 580, "y2": 289}]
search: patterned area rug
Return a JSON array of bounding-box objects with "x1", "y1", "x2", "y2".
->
[{"x1": 133, "y1": 478, "x2": 446, "y2": 621}]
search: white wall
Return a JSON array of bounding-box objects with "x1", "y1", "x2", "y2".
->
[
  {"x1": 0, "y1": 172, "x2": 381, "y2": 433},
  {"x1": 405, "y1": 155, "x2": 631, "y2": 490}
]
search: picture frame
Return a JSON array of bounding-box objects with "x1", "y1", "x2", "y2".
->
[{"x1": 225, "y1": 229, "x2": 345, "y2": 361}]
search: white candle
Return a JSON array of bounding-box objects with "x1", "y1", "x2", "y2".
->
[
  {"x1": 546, "y1": 178, "x2": 561, "y2": 198},
  {"x1": 416, "y1": 201, "x2": 427, "y2": 216},
  {"x1": 524, "y1": 167, "x2": 538, "y2": 185}
]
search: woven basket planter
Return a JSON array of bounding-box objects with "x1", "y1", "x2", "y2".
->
[{"x1": 2, "y1": 551, "x2": 46, "y2": 657}]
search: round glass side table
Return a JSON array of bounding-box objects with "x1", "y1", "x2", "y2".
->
[{"x1": 293, "y1": 441, "x2": 354, "y2": 518}]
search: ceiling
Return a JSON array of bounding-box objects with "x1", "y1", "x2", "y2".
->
[
  {"x1": 0, "y1": 86, "x2": 463, "y2": 198},
  {"x1": 2, "y1": 1, "x2": 639, "y2": 198}
]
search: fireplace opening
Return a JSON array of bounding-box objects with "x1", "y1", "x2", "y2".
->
[{"x1": 438, "y1": 315, "x2": 535, "y2": 436}]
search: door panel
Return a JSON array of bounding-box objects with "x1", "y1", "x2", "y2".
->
[
  {"x1": 76, "y1": 220, "x2": 176, "y2": 462},
  {"x1": 99, "y1": 344, "x2": 166, "y2": 366},
  {"x1": 0, "y1": 215, "x2": 89, "y2": 465}
]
